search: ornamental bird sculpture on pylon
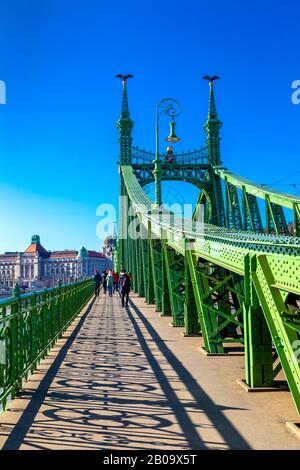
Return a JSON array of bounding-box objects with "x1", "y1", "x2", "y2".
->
[
  {"x1": 203, "y1": 75, "x2": 220, "y2": 84},
  {"x1": 116, "y1": 74, "x2": 133, "y2": 84}
]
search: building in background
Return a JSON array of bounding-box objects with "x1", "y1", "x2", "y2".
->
[
  {"x1": 102, "y1": 233, "x2": 117, "y2": 270},
  {"x1": 0, "y1": 235, "x2": 112, "y2": 293}
]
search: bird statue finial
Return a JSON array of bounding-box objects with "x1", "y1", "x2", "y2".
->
[
  {"x1": 116, "y1": 74, "x2": 133, "y2": 88},
  {"x1": 203, "y1": 75, "x2": 220, "y2": 87}
]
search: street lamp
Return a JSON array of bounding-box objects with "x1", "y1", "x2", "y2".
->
[{"x1": 153, "y1": 98, "x2": 181, "y2": 207}]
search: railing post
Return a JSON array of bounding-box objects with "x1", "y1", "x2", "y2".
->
[
  {"x1": 12, "y1": 284, "x2": 21, "y2": 398},
  {"x1": 161, "y1": 230, "x2": 172, "y2": 317},
  {"x1": 243, "y1": 254, "x2": 274, "y2": 388},
  {"x1": 184, "y1": 238, "x2": 200, "y2": 336}
]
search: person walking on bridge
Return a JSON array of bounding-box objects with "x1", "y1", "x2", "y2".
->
[
  {"x1": 107, "y1": 270, "x2": 114, "y2": 297},
  {"x1": 112, "y1": 271, "x2": 119, "y2": 293},
  {"x1": 119, "y1": 269, "x2": 131, "y2": 308},
  {"x1": 101, "y1": 270, "x2": 107, "y2": 294},
  {"x1": 93, "y1": 269, "x2": 101, "y2": 297}
]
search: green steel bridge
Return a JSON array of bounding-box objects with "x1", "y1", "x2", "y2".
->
[
  {"x1": 0, "y1": 76, "x2": 300, "y2": 444},
  {"x1": 116, "y1": 76, "x2": 300, "y2": 415}
]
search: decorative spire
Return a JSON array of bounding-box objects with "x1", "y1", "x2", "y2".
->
[
  {"x1": 116, "y1": 74, "x2": 134, "y2": 165},
  {"x1": 77, "y1": 246, "x2": 88, "y2": 258},
  {"x1": 31, "y1": 234, "x2": 41, "y2": 245},
  {"x1": 203, "y1": 75, "x2": 222, "y2": 166},
  {"x1": 208, "y1": 83, "x2": 218, "y2": 120}
]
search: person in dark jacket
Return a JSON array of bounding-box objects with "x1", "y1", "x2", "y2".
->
[
  {"x1": 119, "y1": 269, "x2": 131, "y2": 308},
  {"x1": 101, "y1": 270, "x2": 107, "y2": 294},
  {"x1": 94, "y1": 269, "x2": 101, "y2": 297}
]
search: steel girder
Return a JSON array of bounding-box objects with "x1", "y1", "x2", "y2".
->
[
  {"x1": 145, "y1": 235, "x2": 155, "y2": 305},
  {"x1": 242, "y1": 188, "x2": 263, "y2": 232},
  {"x1": 243, "y1": 255, "x2": 274, "y2": 387},
  {"x1": 293, "y1": 203, "x2": 300, "y2": 236},
  {"x1": 161, "y1": 242, "x2": 172, "y2": 317},
  {"x1": 162, "y1": 242, "x2": 185, "y2": 326},
  {"x1": 132, "y1": 163, "x2": 209, "y2": 190},
  {"x1": 225, "y1": 178, "x2": 243, "y2": 230},
  {"x1": 192, "y1": 169, "x2": 225, "y2": 227},
  {"x1": 134, "y1": 237, "x2": 144, "y2": 297},
  {"x1": 215, "y1": 167, "x2": 300, "y2": 236},
  {"x1": 194, "y1": 167, "x2": 294, "y2": 235},
  {"x1": 120, "y1": 165, "x2": 300, "y2": 415},
  {"x1": 121, "y1": 165, "x2": 300, "y2": 276},
  {"x1": 265, "y1": 195, "x2": 289, "y2": 235},
  {"x1": 210, "y1": 171, "x2": 225, "y2": 227},
  {"x1": 183, "y1": 248, "x2": 200, "y2": 335},
  {"x1": 185, "y1": 248, "x2": 244, "y2": 353},
  {"x1": 148, "y1": 224, "x2": 163, "y2": 312},
  {"x1": 250, "y1": 254, "x2": 300, "y2": 413},
  {"x1": 117, "y1": 176, "x2": 127, "y2": 271},
  {"x1": 140, "y1": 237, "x2": 152, "y2": 303}
]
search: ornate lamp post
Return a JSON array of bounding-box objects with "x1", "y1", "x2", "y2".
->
[{"x1": 153, "y1": 98, "x2": 181, "y2": 207}]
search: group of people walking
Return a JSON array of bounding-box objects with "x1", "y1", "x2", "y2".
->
[{"x1": 93, "y1": 269, "x2": 131, "y2": 308}]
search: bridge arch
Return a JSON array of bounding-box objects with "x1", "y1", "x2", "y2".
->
[{"x1": 194, "y1": 189, "x2": 212, "y2": 224}]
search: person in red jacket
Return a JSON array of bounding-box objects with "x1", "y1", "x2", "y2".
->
[{"x1": 112, "y1": 271, "x2": 119, "y2": 293}]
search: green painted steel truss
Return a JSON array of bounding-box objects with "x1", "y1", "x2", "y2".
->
[
  {"x1": 116, "y1": 79, "x2": 300, "y2": 416},
  {"x1": 131, "y1": 146, "x2": 209, "y2": 189},
  {"x1": 120, "y1": 168, "x2": 300, "y2": 414}
]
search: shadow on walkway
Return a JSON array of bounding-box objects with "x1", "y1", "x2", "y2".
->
[
  {"x1": 1, "y1": 298, "x2": 96, "y2": 450},
  {"x1": 127, "y1": 300, "x2": 251, "y2": 450},
  {"x1": 0, "y1": 295, "x2": 251, "y2": 450}
]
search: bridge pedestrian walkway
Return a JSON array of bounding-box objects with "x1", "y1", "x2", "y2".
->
[{"x1": 0, "y1": 293, "x2": 299, "y2": 450}]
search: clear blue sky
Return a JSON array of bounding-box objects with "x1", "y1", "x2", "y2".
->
[{"x1": 0, "y1": 0, "x2": 299, "y2": 251}]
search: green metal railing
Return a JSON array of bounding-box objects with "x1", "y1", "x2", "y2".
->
[{"x1": 0, "y1": 279, "x2": 94, "y2": 413}]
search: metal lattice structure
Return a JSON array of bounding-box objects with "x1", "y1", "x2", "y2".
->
[
  {"x1": 0, "y1": 279, "x2": 94, "y2": 412},
  {"x1": 116, "y1": 78, "x2": 300, "y2": 415}
]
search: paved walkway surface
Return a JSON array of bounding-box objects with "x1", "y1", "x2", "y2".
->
[{"x1": 0, "y1": 293, "x2": 299, "y2": 450}]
